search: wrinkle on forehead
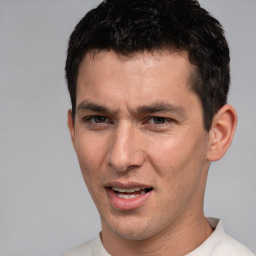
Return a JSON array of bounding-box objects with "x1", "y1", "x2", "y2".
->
[{"x1": 76, "y1": 49, "x2": 199, "y2": 119}]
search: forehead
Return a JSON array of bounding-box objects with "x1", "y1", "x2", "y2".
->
[
  {"x1": 76, "y1": 50, "x2": 199, "y2": 112},
  {"x1": 80, "y1": 49, "x2": 193, "y2": 76}
]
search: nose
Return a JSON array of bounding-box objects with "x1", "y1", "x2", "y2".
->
[{"x1": 107, "y1": 123, "x2": 145, "y2": 172}]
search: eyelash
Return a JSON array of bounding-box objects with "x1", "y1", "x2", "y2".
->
[
  {"x1": 82, "y1": 115, "x2": 173, "y2": 130},
  {"x1": 144, "y1": 117, "x2": 173, "y2": 130},
  {"x1": 82, "y1": 115, "x2": 111, "y2": 124},
  {"x1": 147, "y1": 117, "x2": 168, "y2": 124},
  {"x1": 84, "y1": 115, "x2": 107, "y2": 123}
]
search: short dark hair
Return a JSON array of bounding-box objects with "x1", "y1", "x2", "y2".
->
[{"x1": 65, "y1": 0, "x2": 230, "y2": 130}]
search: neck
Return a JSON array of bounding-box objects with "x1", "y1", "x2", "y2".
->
[{"x1": 101, "y1": 214, "x2": 213, "y2": 256}]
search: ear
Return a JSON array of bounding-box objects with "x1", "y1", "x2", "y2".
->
[
  {"x1": 67, "y1": 109, "x2": 76, "y2": 149},
  {"x1": 207, "y1": 104, "x2": 237, "y2": 162}
]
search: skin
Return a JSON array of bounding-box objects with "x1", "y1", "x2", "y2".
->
[{"x1": 68, "y1": 50, "x2": 237, "y2": 256}]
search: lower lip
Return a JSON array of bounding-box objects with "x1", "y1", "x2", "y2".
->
[{"x1": 106, "y1": 188, "x2": 153, "y2": 211}]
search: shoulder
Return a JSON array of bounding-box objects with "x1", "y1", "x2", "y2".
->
[
  {"x1": 214, "y1": 234, "x2": 254, "y2": 256},
  {"x1": 62, "y1": 240, "x2": 93, "y2": 256},
  {"x1": 187, "y1": 218, "x2": 254, "y2": 256},
  {"x1": 208, "y1": 218, "x2": 254, "y2": 256},
  {"x1": 62, "y1": 233, "x2": 110, "y2": 256}
]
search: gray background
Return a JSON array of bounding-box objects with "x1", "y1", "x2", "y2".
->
[{"x1": 0, "y1": 0, "x2": 255, "y2": 255}]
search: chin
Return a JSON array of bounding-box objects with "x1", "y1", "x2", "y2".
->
[
  {"x1": 112, "y1": 227, "x2": 156, "y2": 241},
  {"x1": 104, "y1": 216, "x2": 159, "y2": 241}
]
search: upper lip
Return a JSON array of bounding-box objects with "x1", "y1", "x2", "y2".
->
[{"x1": 104, "y1": 181, "x2": 153, "y2": 189}]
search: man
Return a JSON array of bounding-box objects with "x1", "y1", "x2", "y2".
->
[{"x1": 64, "y1": 0, "x2": 254, "y2": 255}]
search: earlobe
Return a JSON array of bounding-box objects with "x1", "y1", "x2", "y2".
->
[
  {"x1": 67, "y1": 109, "x2": 76, "y2": 149},
  {"x1": 207, "y1": 104, "x2": 237, "y2": 162}
]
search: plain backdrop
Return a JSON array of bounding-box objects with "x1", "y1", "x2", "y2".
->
[{"x1": 0, "y1": 0, "x2": 255, "y2": 255}]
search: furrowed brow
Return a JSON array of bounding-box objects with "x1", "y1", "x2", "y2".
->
[
  {"x1": 135, "y1": 102, "x2": 186, "y2": 116},
  {"x1": 76, "y1": 100, "x2": 110, "y2": 114}
]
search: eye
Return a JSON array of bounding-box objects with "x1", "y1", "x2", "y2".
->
[
  {"x1": 91, "y1": 115, "x2": 107, "y2": 123},
  {"x1": 149, "y1": 117, "x2": 166, "y2": 124},
  {"x1": 82, "y1": 115, "x2": 110, "y2": 124},
  {"x1": 81, "y1": 115, "x2": 112, "y2": 130},
  {"x1": 143, "y1": 116, "x2": 174, "y2": 131},
  {"x1": 150, "y1": 116, "x2": 166, "y2": 124}
]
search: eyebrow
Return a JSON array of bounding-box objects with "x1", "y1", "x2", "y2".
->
[
  {"x1": 76, "y1": 100, "x2": 186, "y2": 117},
  {"x1": 135, "y1": 102, "x2": 186, "y2": 116},
  {"x1": 76, "y1": 100, "x2": 110, "y2": 114}
]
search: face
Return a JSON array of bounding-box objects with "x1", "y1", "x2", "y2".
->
[{"x1": 68, "y1": 50, "x2": 211, "y2": 241}]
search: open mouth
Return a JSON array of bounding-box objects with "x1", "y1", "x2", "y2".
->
[
  {"x1": 105, "y1": 185, "x2": 154, "y2": 210},
  {"x1": 110, "y1": 186, "x2": 153, "y2": 199}
]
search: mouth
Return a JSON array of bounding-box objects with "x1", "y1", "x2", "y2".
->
[
  {"x1": 105, "y1": 184, "x2": 153, "y2": 210},
  {"x1": 110, "y1": 186, "x2": 153, "y2": 199}
]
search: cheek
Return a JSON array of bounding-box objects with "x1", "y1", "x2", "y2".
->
[
  {"x1": 147, "y1": 135, "x2": 187, "y2": 175},
  {"x1": 148, "y1": 132, "x2": 208, "y2": 190},
  {"x1": 74, "y1": 134, "x2": 107, "y2": 190},
  {"x1": 75, "y1": 132, "x2": 106, "y2": 165}
]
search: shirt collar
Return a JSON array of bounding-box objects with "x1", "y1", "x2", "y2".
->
[
  {"x1": 186, "y1": 218, "x2": 225, "y2": 255},
  {"x1": 92, "y1": 233, "x2": 111, "y2": 256},
  {"x1": 93, "y1": 218, "x2": 224, "y2": 256}
]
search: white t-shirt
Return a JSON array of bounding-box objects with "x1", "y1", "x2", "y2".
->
[{"x1": 63, "y1": 218, "x2": 254, "y2": 256}]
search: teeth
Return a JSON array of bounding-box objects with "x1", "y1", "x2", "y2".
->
[
  {"x1": 112, "y1": 187, "x2": 147, "y2": 199},
  {"x1": 112, "y1": 187, "x2": 144, "y2": 193},
  {"x1": 117, "y1": 194, "x2": 141, "y2": 199}
]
